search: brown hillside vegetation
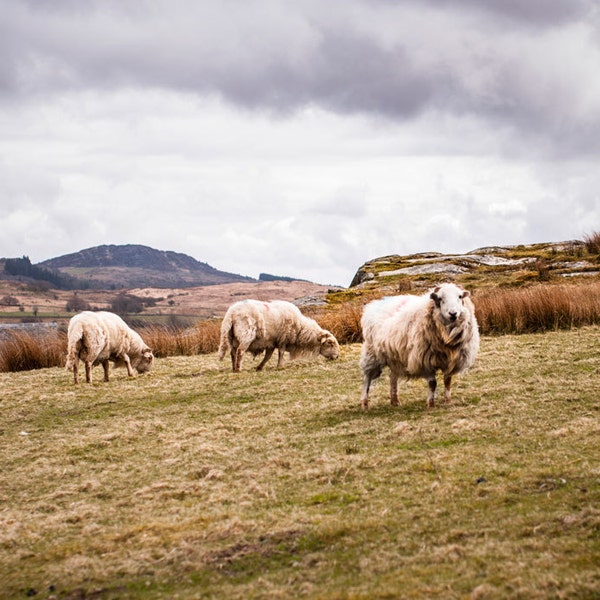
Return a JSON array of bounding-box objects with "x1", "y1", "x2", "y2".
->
[{"x1": 1, "y1": 328, "x2": 598, "y2": 598}]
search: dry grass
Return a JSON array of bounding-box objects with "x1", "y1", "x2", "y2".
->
[
  {"x1": 308, "y1": 302, "x2": 365, "y2": 345},
  {"x1": 1, "y1": 327, "x2": 599, "y2": 599},
  {"x1": 583, "y1": 231, "x2": 600, "y2": 255},
  {"x1": 141, "y1": 320, "x2": 222, "y2": 358},
  {"x1": 0, "y1": 329, "x2": 67, "y2": 373},
  {"x1": 474, "y1": 282, "x2": 600, "y2": 334}
]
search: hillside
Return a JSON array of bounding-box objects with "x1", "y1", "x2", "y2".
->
[
  {"x1": 38, "y1": 244, "x2": 256, "y2": 288},
  {"x1": 347, "y1": 240, "x2": 600, "y2": 298}
]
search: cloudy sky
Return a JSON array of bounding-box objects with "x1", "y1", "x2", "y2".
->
[{"x1": 1, "y1": 0, "x2": 599, "y2": 286}]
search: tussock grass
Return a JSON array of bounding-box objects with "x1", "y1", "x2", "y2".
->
[
  {"x1": 0, "y1": 329, "x2": 67, "y2": 372},
  {"x1": 1, "y1": 328, "x2": 599, "y2": 598},
  {"x1": 475, "y1": 282, "x2": 600, "y2": 334},
  {"x1": 141, "y1": 320, "x2": 221, "y2": 358},
  {"x1": 583, "y1": 231, "x2": 600, "y2": 255},
  {"x1": 308, "y1": 302, "x2": 365, "y2": 345}
]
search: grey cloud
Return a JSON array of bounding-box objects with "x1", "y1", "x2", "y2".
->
[{"x1": 1, "y1": 0, "x2": 599, "y2": 158}]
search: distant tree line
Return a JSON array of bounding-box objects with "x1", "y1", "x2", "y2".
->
[
  {"x1": 4, "y1": 256, "x2": 87, "y2": 290},
  {"x1": 259, "y1": 273, "x2": 305, "y2": 283}
]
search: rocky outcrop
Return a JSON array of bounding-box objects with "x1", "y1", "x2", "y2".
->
[{"x1": 350, "y1": 240, "x2": 598, "y2": 291}]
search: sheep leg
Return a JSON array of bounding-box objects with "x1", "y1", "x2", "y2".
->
[
  {"x1": 360, "y1": 376, "x2": 372, "y2": 410},
  {"x1": 72, "y1": 360, "x2": 79, "y2": 384},
  {"x1": 389, "y1": 370, "x2": 399, "y2": 406},
  {"x1": 102, "y1": 360, "x2": 110, "y2": 382},
  {"x1": 443, "y1": 374, "x2": 453, "y2": 404},
  {"x1": 256, "y1": 347, "x2": 275, "y2": 371},
  {"x1": 276, "y1": 347, "x2": 285, "y2": 368},
  {"x1": 123, "y1": 354, "x2": 135, "y2": 377},
  {"x1": 426, "y1": 377, "x2": 437, "y2": 408},
  {"x1": 85, "y1": 361, "x2": 92, "y2": 384},
  {"x1": 360, "y1": 365, "x2": 382, "y2": 410},
  {"x1": 360, "y1": 348, "x2": 382, "y2": 410},
  {"x1": 232, "y1": 346, "x2": 244, "y2": 372}
]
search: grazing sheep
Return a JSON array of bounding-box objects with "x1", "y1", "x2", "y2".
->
[
  {"x1": 65, "y1": 311, "x2": 154, "y2": 384},
  {"x1": 360, "y1": 283, "x2": 479, "y2": 409},
  {"x1": 218, "y1": 299, "x2": 340, "y2": 372}
]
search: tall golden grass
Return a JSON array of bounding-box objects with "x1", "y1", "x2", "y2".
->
[
  {"x1": 474, "y1": 281, "x2": 600, "y2": 334},
  {"x1": 583, "y1": 230, "x2": 600, "y2": 254},
  {"x1": 1, "y1": 281, "x2": 600, "y2": 372},
  {"x1": 141, "y1": 319, "x2": 222, "y2": 358},
  {"x1": 0, "y1": 329, "x2": 67, "y2": 373}
]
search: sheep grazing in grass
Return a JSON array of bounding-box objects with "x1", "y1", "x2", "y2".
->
[
  {"x1": 218, "y1": 299, "x2": 340, "y2": 372},
  {"x1": 359, "y1": 283, "x2": 479, "y2": 409},
  {"x1": 65, "y1": 311, "x2": 154, "y2": 384}
]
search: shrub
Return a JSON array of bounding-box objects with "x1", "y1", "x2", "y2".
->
[
  {"x1": 110, "y1": 293, "x2": 144, "y2": 314},
  {"x1": 65, "y1": 294, "x2": 91, "y2": 312},
  {"x1": 0, "y1": 295, "x2": 20, "y2": 307}
]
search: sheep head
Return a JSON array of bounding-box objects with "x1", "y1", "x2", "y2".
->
[
  {"x1": 430, "y1": 284, "x2": 470, "y2": 325},
  {"x1": 319, "y1": 331, "x2": 340, "y2": 360},
  {"x1": 133, "y1": 348, "x2": 154, "y2": 373}
]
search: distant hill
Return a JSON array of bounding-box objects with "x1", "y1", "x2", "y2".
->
[{"x1": 37, "y1": 244, "x2": 256, "y2": 289}]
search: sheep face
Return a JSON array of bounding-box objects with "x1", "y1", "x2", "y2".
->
[
  {"x1": 430, "y1": 284, "x2": 469, "y2": 325},
  {"x1": 319, "y1": 332, "x2": 340, "y2": 360},
  {"x1": 132, "y1": 348, "x2": 154, "y2": 374}
]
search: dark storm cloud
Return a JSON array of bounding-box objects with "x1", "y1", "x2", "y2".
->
[{"x1": 1, "y1": 0, "x2": 599, "y2": 156}]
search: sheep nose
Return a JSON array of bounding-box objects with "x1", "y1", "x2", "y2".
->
[{"x1": 449, "y1": 312, "x2": 458, "y2": 321}]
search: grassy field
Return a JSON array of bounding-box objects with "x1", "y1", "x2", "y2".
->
[{"x1": 1, "y1": 328, "x2": 599, "y2": 599}]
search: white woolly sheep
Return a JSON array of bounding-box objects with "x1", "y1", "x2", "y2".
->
[
  {"x1": 65, "y1": 311, "x2": 154, "y2": 384},
  {"x1": 359, "y1": 283, "x2": 479, "y2": 409},
  {"x1": 218, "y1": 299, "x2": 340, "y2": 372}
]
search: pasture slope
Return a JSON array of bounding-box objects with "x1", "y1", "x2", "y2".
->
[{"x1": 1, "y1": 328, "x2": 599, "y2": 599}]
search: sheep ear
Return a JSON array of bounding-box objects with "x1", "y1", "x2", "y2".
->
[
  {"x1": 430, "y1": 291, "x2": 441, "y2": 306},
  {"x1": 462, "y1": 290, "x2": 470, "y2": 298}
]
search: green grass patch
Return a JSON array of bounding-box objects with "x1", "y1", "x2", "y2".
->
[{"x1": 1, "y1": 329, "x2": 599, "y2": 598}]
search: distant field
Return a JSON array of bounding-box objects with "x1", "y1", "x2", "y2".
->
[{"x1": 1, "y1": 328, "x2": 598, "y2": 598}]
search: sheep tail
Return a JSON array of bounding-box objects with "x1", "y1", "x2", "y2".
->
[
  {"x1": 218, "y1": 311, "x2": 234, "y2": 361},
  {"x1": 65, "y1": 320, "x2": 84, "y2": 371}
]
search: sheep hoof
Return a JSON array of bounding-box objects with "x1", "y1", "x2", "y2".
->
[
  {"x1": 361, "y1": 400, "x2": 369, "y2": 410},
  {"x1": 390, "y1": 398, "x2": 399, "y2": 406}
]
